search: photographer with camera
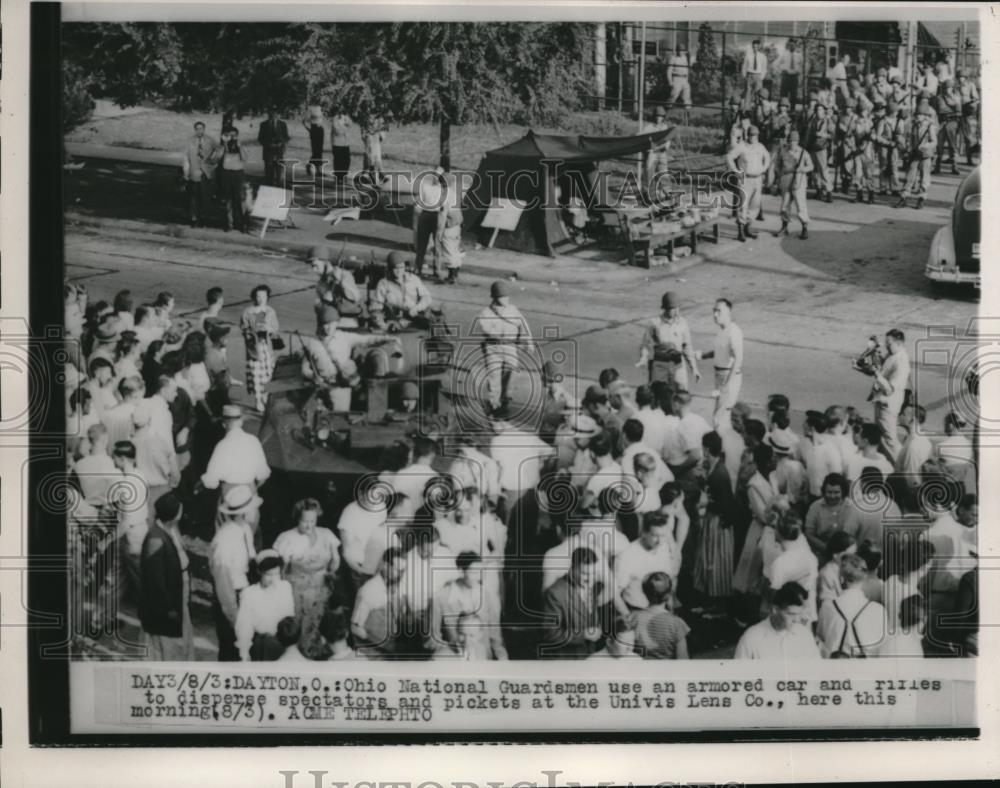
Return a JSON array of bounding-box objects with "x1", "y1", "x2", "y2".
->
[
  {"x1": 861, "y1": 328, "x2": 910, "y2": 464},
  {"x1": 636, "y1": 291, "x2": 700, "y2": 390},
  {"x1": 219, "y1": 127, "x2": 249, "y2": 233}
]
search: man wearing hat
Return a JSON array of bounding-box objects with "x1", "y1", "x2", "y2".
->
[
  {"x1": 302, "y1": 303, "x2": 394, "y2": 410},
  {"x1": 473, "y1": 280, "x2": 533, "y2": 417},
  {"x1": 803, "y1": 101, "x2": 834, "y2": 203},
  {"x1": 371, "y1": 250, "x2": 433, "y2": 331},
  {"x1": 200, "y1": 403, "x2": 271, "y2": 543},
  {"x1": 768, "y1": 430, "x2": 808, "y2": 517},
  {"x1": 309, "y1": 245, "x2": 364, "y2": 326},
  {"x1": 727, "y1": 125, "x2": 771, "y2": 242},
  {"x1": 956, "y1": 69, "x2": 980, "y2": 165},
  {"x1": 646, "y1": 106, "x2": 672, "y2": 193},
  {"x1": 874, "y1": 100, "x2": 905, "y2": 195},
  {"x1": 667, "y1": 43, "x2": 692, "y2": 122},
  {"x1": 772, "y1": 129, "x2": 813, "y2": 239},
  {"x1": 847, "y1": 100, "x2": 877, "y2": 204},
  {"x1": 210, "y1": 484, "x2": 260, "y2": 660},
  {"x1": 766, "y1": 97, "x2": 793, "y2": 193},
  {"x1": 636, "y1": 291, "x2": 700, "y2": 389},
  {"x1": 413, "y1": 165, "x2": 447, "y2": 278},
  {"x1": 933, "y1": 80, "x2": 963, "y2": 176},
  {"x1": 87, "y1": 317, "x2": 122, "y2": 367},
  {"x1": 896, "y1": 99, "x2": 938, "y2": 209}
]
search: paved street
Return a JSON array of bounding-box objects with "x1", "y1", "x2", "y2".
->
[{"x1": 66, "y1": 166, "x2": 976, "y2": 431}]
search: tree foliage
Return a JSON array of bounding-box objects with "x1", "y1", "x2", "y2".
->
[
  {"x1": 690, "y1": 23, "x2": 721, "y2": 104},
  {"x1": 61, "y1": 22, "x2": 591, "y2": 163},
  {"x1": 62, "y1": 59, "x2": 96, "y2": 132}
]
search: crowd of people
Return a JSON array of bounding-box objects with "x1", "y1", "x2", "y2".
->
[
  {"x1": 645, "y1": 42, "x2": 981, "y2": 243},
  {"x1": 63, "y1": 252, "x2": 979, "y2": 660}
]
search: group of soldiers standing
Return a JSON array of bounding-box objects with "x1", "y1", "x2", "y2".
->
[{"x1": 721, "y1": 62, "x2": 980, "y2": 240}]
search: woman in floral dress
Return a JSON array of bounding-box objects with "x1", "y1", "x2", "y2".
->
[{"x1": 273, "y1": 498, "x2": 341, "y2": 659}]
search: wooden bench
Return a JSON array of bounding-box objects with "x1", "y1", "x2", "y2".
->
[{"x1": 617, "y1": 209, "x2": 720, "y2": 268}]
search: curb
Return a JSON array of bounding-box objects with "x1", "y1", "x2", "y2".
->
[{"x1": 66, "y1": 211, "x2": 713, "y2": 286}]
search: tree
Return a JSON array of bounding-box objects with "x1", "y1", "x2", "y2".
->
[
  {"x1": 62, "y1": 59, "x2": 96, "y2": 131},
  {"x1": 689, "y1": 23, "x2": 721, "y2": 105}
]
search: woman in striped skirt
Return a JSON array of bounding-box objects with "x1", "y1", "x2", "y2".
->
[
  {"x1": 692, "y1": 432, "x2": 737, "y2": 616},
  {"x1": 731, "y1": 443, "x2": 778, "y2": 625},
  {"x1": 240, "y1": 285, "x2": 280, "y2": 413}
]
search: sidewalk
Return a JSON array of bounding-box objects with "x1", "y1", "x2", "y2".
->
[{"x1": 65, "y1": 141, "x2": 737, "y2": 286}]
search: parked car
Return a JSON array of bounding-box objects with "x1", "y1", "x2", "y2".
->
[{"x1": 926, "y1": 166, "x2": 980, "y2": 288}]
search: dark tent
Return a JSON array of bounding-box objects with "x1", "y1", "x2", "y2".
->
[{"x1": 464, "y1": 128, "x2": 673, "y2": 257}]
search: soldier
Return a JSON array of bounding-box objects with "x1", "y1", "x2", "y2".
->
[
  {"x1": 753, "y1": 87, "x2": 777, "y2": 195},
  {"x1": 773, "y1": 129, "x2": 813, "y2": 240},
  {"x1": 846, "y1": 78, "x2": 874, "y2": 113},
  {"x1": 667, "y1": 44, "x2": 692, "y2": 123},
  {"x1": 646, "y1": 106, "x2": 672, "y2": 194},
  {"x1": 873, "y1": 100, "x2": 905, "y2": 196},
  {"x1": 474, "y1": 280, "x2": 533, "y2": 417},
  {"x1": 635, "y1": 291, "x2": 701, "y2": 390},
  {"x1": 767, "y1": 97, "x2": 793, "y2": 194},
  {"x1": 848, "y1": 102, "x2": 877, "y2": 204},
  {"x1": 308, "y1": 245, "x2": 365, "y2": 328},
  {"x1": 835, "y1": 97, "x2": 858, "y2": 193},
  {"x1": 956, "y1": 69, "x2": 979, "y2": 165},
  {"x1": 933, "y1": 80, "x2": 963, "y2": 176},
  {"x1": 727, "y1": 125, "x2": 770, "y2": 242},
  {"x1": 803, "y1": 103, "x2": 833, "y2": 203},
  {"x1": 301, "y1": 304, "x2": 394, "y2": 411},
  {"x1": 896, "y1": 100, "x2": 938, "y2": 210},
  {"x1": 370, "y1": 250, "x2": 434, "y2": 331},
  {"x1": 722, "y1": 117, "x2": 747, "y2": 220},
  {"x1": 723, "y1": 96, "x2": 749, "y2": 154}
]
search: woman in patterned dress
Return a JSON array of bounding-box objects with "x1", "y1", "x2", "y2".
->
[
  {"x1": 273, "y1": 498, "x2": 341, "y2": 659},
  {"x1": 692, "y1": 431, "x2": 738, "y2": 616},
  {"x1": 239, "y1": 284, "x2": 279, "y2": 413}
]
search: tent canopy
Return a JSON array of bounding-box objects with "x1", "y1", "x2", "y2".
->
[
  {"x1": 485, "y1": 128, "x2": 674, "y2": 164},
  {"x1": 465, "y1": 128, "x2": 673, "y2": 257}
]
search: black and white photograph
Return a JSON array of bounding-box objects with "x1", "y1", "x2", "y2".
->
[{"x1": 6, "y1": 0, "x2": 997, "y2": 769}]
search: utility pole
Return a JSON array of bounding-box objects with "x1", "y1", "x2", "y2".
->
[
  {"x1": 637, "y1": 21, "x2": 647, "y2": 185},
  {"x1": 595, "y1": 23, "x2": 607, "y2": 111}
]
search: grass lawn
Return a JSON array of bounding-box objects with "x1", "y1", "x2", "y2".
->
[{"x1": 66, "y1": 105, "x2": 726, "y2": 176}]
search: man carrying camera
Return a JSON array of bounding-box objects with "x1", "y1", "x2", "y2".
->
[
  {"x1": 867, "y1": 328, "x2": 910, "y2": 464},
  {"x1": 219, "y1": 127, "x2": 249, "y2": 233}
]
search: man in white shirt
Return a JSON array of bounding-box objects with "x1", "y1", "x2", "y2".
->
[
  {"x1": 800, "y1": 410, "x2": 842, "y2": 499},
  {"x1": 392, "y1": 435, "x2": 439, "y2": 505},
  {"x1": 352, "y1": 546, "x2": 405, "y2": 653},
  {"x1": 144, "y1": 375, "x2": 178, "y2": 447},
  {"x1": 778, "y1": 39, "x2": 803, "y2": 101},
  {"x1": 74, "y1": 423, "x2": 120, "y2": 509},
  {"x1": 101, "y1": 376, "x2": 145, "y2": 450},
  {"x1": 895, "y1": 403, "x2": 933, "y2": 483},
  {"x1": 210, "y1": 485, "x2": 259, "y2": 660},
  {"x1": 474, "y1": 280, "x2": 534, "y2": 417},
  {"x1": 827, "y1": 53, "x2": 850, "y2": 104},
  {"x1": 765, "y1": 515, "x2": 819, "y2": 622},
  {"x1": 734, "y1": 581, "x2": 821, "y2": 659},
  {"x1": 614, "y1": 512, "x2": 679, "y2": 621},
  {"x1": 742, "y1": 39, "x2": 768, "y2": 104},
  {"x1": 768, "y1": 432, "x2": 808, "y2": 513},
  {"x1": 621, "y1": 418, "x2": 673, "y2": 490},
  {"x1": 632, "y1": 384, "x2": 671, "y2": 458},
  {"x1": 338, "y1": 480, "x2": 393, "y2": 582},
  {"x1": 846, "y1": 423, "x2": 894, "y2": 481},
  {"x1": 871, "y1": 328, "x2": 910, "y2": 463},
  {"x1": 581, "y1": 432, "x2": 623, "y2": 514},
  {"x1": 667, "y1": 43, "x2": 693, "y2": 121},
  {"x1": 697, "y1": 298, "x2": 744, "y2": 416},
  {"x1": 200, "y1": 404, "x2": 271, "y2": 542},
  {"x1": 824, "y1": 405, "x2": 857, "y2": 472},
  {"x1": 817, "y1": 553, "x2": 886, "y2": 657},
  {"x1": 848, "y1": 467, "x2": 899, "y2": 548}
]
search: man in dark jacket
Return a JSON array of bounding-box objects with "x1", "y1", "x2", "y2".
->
[
  {"x1": 139, "y1": 492, "x2": 194, "y2": 660},
  {"x1": 258, "y1": 109, "x2": 290, "y2": 187},
  {"x1": 540, "y1": 547, "x2": 611, "y2": 658}
]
